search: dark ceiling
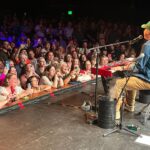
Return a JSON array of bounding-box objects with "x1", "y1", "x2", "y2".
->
[{"x1": 0, "y1": 0, "x2": 149, "y2": 23}]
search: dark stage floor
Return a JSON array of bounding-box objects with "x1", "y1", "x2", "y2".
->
[{"x1": 0, "y1": 81, "x2": 150, "y2": 150}]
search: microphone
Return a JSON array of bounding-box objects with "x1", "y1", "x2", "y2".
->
[{"x1": 129, "y1": 35, "x2": 143, "y2": 45}]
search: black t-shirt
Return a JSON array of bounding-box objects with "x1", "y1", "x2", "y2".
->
[{"x1": 0, "y1": 50, "x2": 10, "y2": 61}]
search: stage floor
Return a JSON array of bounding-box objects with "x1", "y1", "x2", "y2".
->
[{"x1": 0, "y1": 80, "x2": 150, "y2": 150}]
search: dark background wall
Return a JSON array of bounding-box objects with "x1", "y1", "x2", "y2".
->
[{"x1": 0, "y1": 0, "x2": 149, "y2": 24}]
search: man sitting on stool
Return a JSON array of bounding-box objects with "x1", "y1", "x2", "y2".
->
[{"x1": 109, "y1": 21, "x2": 150, "y2": 119}]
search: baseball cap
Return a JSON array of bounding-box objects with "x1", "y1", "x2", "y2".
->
[{"x1": 141, "y1": 21, "x2": 150, "y2": 30}]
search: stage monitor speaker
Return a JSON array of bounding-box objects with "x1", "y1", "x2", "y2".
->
[{"x1": 98, "y1": 96, "x2": 116, "y2": 129}]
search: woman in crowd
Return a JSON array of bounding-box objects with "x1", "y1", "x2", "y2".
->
[
  {"x1": 0, "y1": 59, "x2": 8, "y2": 86},
  {"x1": 84, "y1": 60, "x2": 95, "y2": 79},
  {"x1": 65, "y1": 54, "x2": 72, "y2": 72},
  {"x1": 20, "y1": 63, "x2": 39, "y2": 89},
  {"x1": 45, "y1": 51, "x2": 55, "y2": 65},
  {"x1": 27, "y1": 75, "x2": 51, "y2": 94},
  {"x1": 57, "y1": 46, "x2": 65, "y2": 60},
  {"x1": 42, "y1": 41, "x2": 51, "y2": 52},
  {"x1": 9, "y1": 59, "x2": 15, "y2": 67},
  {"x1": 77, "y1": 60, "x2": 95, "y2": 82},
  {"x1": 8, "y1": 66, "x2": 17, "y2": 75},
  {"x1": 71, "y1": 58, "x2": 80, "y2": 73},
  {"x1": 0, "y1": 73, "x2": 32, "y2": 109},
  {"x1": 118, "y1": 53, "x2": 126, "y2": 62},
  {"x1": 40, "y1": 65, "x2": 64, "y2": 88},
  {"x1": 99, "y1": 55, "x2": 109, "y2": 67},
  {"x1": 91, "y1": 57, "x2": 96, "y2": 67},
  {"x1": 59, "y1": 62, "x2": 78, "y2": 85},
  {"x1": 80, "y1": 54, "x2": 87, "y2": 70}
]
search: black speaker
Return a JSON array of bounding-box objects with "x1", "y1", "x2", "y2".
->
[{"x1": 98, "y1": 96, "x2": 116, "y2": 129}]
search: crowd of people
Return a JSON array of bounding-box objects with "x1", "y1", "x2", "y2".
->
[{"x1": 0, "y1": 15, "x2": 143, "y2": 110}]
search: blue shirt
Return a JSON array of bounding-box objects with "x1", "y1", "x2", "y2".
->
[{"x1": 134, "y1": 40, "x2": 150, "y2": 82}]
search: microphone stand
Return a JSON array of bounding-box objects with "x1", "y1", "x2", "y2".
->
[
  {"x1": 88, "y1": 40, "x2": 130, "y2": 51},
  {"x1": 93, "y1": 48, "x2": 100, "y2": 114}
]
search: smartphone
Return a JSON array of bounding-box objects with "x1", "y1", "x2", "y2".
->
[
  {"x1": 27, "y1": 83, "x2": 32, "y2": 89},
  {"x1": 5, "y1": 61, "x2": 10, "y2": 70},
  {"x1": 74, "y1": 66, "x2": 79, "y2": 72},
  {"x1": 74, "y1": 66, "x2": 78, "y2": 70},
  {"x1": 11, "y1": 98, "x2": 16, "y2": 102}
]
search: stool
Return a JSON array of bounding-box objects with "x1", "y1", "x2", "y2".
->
[{"x1": 138, "y1": 90, "x2": 150, "y2": 125}]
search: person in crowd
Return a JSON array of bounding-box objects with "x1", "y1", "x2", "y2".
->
[
  {"x1": 40, "y1": 65, "x2": 64, "y2": 88},
  {"x1": 70, "y1": 58, "x2": 81, "y2": 81},
  {"x1": 51, "y1": 42, "x2": 58, "y2": 53},
  {"x1": 72, "y1": 51, "x2": 78, "y2": 59},
  {"x1": 34, "y1": 45, "x2": 43, "y2": 58},
  {"x1": 9, "y1": 59, "x2": 14, "y2": 66},
  {"x1": 45, "y1": 51, "x2": 55, "y2": 65},
  {"x1": 64, "y1": 21, "x2": 74, "y2": 40},
  {"x1": 80, "y1": 54, "x2": 87, "y2": 70},
  {"x1": 91, "y1": 57, "x2": 96, "y2": 67},
  {"x1": 8, "y1": 66, "x2": 17, "y2": 75},
  {"x1": 0, "y1": 73, "x2": 32, "y2": 109},
  {"x1": 0, "y1": 41, "x2": 11, "y2": 61},
  {"x1": 100, "y1": 48, "x2": 108, "y2": 57},
  {"x1": 27, "y1": 75, "x2": 51, "y2": 94},
  {"x1": 71, "y1": 58, "x2": 80, "y2": 73},
  {"x1": 77, "y1": 60, "x2": 95, "y2": 82},
  {"x1": 57, "y1": 46, "x2": 65, "y2": 60},
  {"x1": 20, "y1": 63, "x2": 39, "y2": 89},
  {"x1": 65, "y1": 54, "x2": 73, "y2": 72},
  {"x1": 59, "y1": 62, "x2": 77, "y2": 85},
  {"x1": 19, "y1": 48, "x2": 28, "y2": 56},
  {"x1": 0, "y1": 59, "x2": 8, "y2": 86},
  {"x1": 36, "y1": 57, "x2": 47, "y2": 76},
  {"x1": 15, "y1": 54, "x2": 30, "y2": 77},
  {"x1": 28, "y1": 50, "x2": 38, "y2": 69},
  {"x1": 109, "y1": 21, "x2": 150, "y2": 119},
  {"x1": 84, "y1": 60, "x2": 95, "y2": 79},
  {"x1": 11, "y1": 47, "x2": 19, "y2": 63},
  {"x1": 118, "y1": 53, "x2": 126, "y2": 62},
  {"x1": 99, "y1": 55, "x2": 109, "y2": 67},
  {"x1": 79, "y1": 41, "x2": 89, "y2": 55},
  {"x1": 42, "y1": 42, "x2": 51, "y2": 52}
]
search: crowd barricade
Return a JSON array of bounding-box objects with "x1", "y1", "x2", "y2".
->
[{"x1": 0, "y1": 78, "x2": 101, "y2": 115}]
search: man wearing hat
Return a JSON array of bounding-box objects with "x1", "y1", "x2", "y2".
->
[{"x1": 109, "y1": 21, "x2": 150, "y2": 120}]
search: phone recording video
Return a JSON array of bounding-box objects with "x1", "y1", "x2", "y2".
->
[{"x1": 5, "y1": 61, "x2": 10, "y2": 70}]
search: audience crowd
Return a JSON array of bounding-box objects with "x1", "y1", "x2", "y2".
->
[{"x1": 0, "y1": 15, "x2": 142, "y2": 109}]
